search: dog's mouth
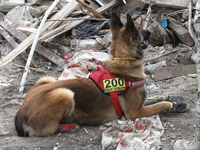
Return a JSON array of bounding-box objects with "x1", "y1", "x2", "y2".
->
[{"x1": 141, "y1": 41, "x2": 148, "y2": 49}]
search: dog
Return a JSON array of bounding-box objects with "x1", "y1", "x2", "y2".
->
[{"x1": 15, "y1": 13, "x2": 174, "y2": 137}]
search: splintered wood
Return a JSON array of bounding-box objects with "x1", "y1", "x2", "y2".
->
[
  {"x1": 0, "y1": 0, "x2": 79, "y2": 67},
  {"x1": 0, "y1": 21, "x2": 65, "y2": 66},
  {"x1": 0, "y1": 0, "x2": 122, "y2": 67}
]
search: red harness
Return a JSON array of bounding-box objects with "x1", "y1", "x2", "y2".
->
[{"x1": 89, "y1": 65, "x2": 145, "y2": 117}]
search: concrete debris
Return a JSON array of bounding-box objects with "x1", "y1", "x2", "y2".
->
[
  {"x1": 4, "y1": 6, "x2": 34, "y2": 26},
  {"x1": 0, "y1": 1, "x2": 199, "y2": 149},
  {"x1": 169, "y1": 22, "x2": 194, "y2": 46},
  {"x1": 70, "y1": 39, "x2": 104, "y2": 51},
  {"x1": 141, "y1": 0, "x2": 190, "y2": 8},
  {"x1": 29, "y1": 5, "x2": 49, "y2": 18},
  {"x1": 26, "y1": 0, "x2": 41, "y2": 6},
  {"x1": 147, "y1": 20, "x2": 172, "y2": 46},
  {"x1": 175, "y1": 49, "x2": 194, "y2": 65},
  {"x1": 145, "y1": 61, "x2": 167, "y2": 74},
  {"x1": 191, "y1": 52, "x2": 198, "y2": 64},
  {"x1": 114, "y1": 0, "x2": 147, "y2": 13},
  {"x1": 0, "y1": 0, "x2": 25, "y2": 13},
  {"x1": 0, "y1": 0, "x2": 198, "y2": 81}
]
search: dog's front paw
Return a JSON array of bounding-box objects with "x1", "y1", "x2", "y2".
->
[{"x1": 170, "y1": 101, "x2": 190, "y2": 113}]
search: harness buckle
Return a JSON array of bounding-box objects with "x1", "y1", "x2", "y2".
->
[{"x1": 129, "y1": 81, "x2": 134, "y2": 89}]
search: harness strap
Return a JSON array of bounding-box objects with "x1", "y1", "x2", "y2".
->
[
  {"x1": 99, "y1": 65, "x2": 110, "y2": 78},
  {"x1": 109, "y1": 93, "x2": 124, "y2": 117},
  {"x1": 96, "y1": 65, "x2": 145, "y2": 117},
  {"x1": 126, "y1": 79, "x2": 145, "y2": 88},
  {"x1": 99, "y1": 65, "x2": 123, "y2": 117}
]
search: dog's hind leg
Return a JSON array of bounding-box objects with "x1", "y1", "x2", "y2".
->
[{"x1": 18, "y1": 88, "x2": 75, "y2": 137}]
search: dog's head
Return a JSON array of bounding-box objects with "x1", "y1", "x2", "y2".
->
[{"x1": 110, "y1": 13, "x2": 149, "y2": 60}]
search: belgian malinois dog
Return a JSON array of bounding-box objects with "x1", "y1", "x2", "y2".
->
[{"x1": 15, "y1": 13, "x2": 175, "y2": 137}]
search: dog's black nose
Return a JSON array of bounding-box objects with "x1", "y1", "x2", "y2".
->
[{"x1": 141, "y1": 30, "x2": 151, "y2": 41}]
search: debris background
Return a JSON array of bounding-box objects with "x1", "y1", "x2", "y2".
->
[{"x1": 0, "y1": 0, "x2": 198, "y2": 149}]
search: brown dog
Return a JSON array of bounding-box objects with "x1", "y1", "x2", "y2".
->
[{"x1": 15, "y1": 13, "x2": 173, "y2": 137}]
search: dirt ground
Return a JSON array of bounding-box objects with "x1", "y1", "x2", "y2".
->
[{"x1": 0, "y1": 42, "x2": 198, "y2": 150}]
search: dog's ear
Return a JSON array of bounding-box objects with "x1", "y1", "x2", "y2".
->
[
  {"x1": 111, "y1": 13, "x2": 123, "y2": 31},
  {"x1": 126, "y1": 14, "x2": 137, "y2": 32}
]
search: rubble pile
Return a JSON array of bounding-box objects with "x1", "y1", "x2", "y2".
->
[
  {"x1": 0, "y1": 1, "x2": 199, "y2": 149},
  {"x1": 0, "y1": 0, "x2": 198, "y2": 83}
]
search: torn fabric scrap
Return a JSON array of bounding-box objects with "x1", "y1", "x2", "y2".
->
[{"x1": 102, "y1": 115, "x2": 164, "y2": 150}]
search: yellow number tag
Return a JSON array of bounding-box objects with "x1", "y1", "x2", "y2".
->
[{"x1": 103, "y1": 77, "x2": 126, "y2": 93}]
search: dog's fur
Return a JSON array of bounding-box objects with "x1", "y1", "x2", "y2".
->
[{"x1": 15, "y1": 13, "x2": 172, "y2": 137}]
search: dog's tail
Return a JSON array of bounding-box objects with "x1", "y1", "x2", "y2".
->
[
  {"x1": 15, "y1": 114, "x2": 29, "y2": 137},
  {"x1": 35, "y1": 76, "x2": 57, "y2": 86}
]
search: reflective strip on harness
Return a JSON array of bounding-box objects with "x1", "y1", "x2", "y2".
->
[{"x1": 128, "y1": 79, "x2": 145, "y2": 88}]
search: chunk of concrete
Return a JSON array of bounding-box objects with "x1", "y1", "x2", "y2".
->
[
  {"x1": 29, "y1": 5, "x2": 49, "y2": 18},
  {"x1": 103, "y1": 32, "x2": 112, "y2": 48},
  {"x1": 113, "y1": 0, "x2": 147, "y2": 13},
  {"x1": 70, "y1": 39, "x2": 104, "y2": 51},
  {"x1": 4, "y1": 6, "x2": 33, "y2": 26},
  {"x1": 0, "y1": 0, "x2": 25, "y2": 13},
  {"x1": 29, "y1": 7, "x2": 43, "y2": 18},
  {"x1": 141, "y1": 0, "x2": 190, "y2": 9},
  {"x1": 169, "y1": 22, "x2": 194, "y2": 46},
  {"x1": 147, "y1": 21, "x2": 172, "y2": 46},
  {"x1": 27, "y1": 0, "x2": 41, "y2": 5}
]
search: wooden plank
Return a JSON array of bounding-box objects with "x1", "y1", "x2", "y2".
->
[
  {"x1": 0, "y1": 26, "x2": 28, "y2": 61},
  {"x1": 69, "y1": 0, "x2": 102, "y2": 17},
  {"x1": 0, "y1": 21, "x2": 65, "y2": 66},
  {"x1": 75, "y1": 0, "x2": 105, "y2": 18},
  {"x1": 169, "y1": 22, "x2": 194, "y2": 46},
  {"x1": 48, "y1": 1, "x2": 79, "y2": 30},
  {"x1": 0, "y1": 22, "x2": 29, "y2": 41},
  {"x1": 0, "y1": 26, "x2": 19, "y2": 48},
  {"x1": 154, "y1": 65, "x2": 197, "y2": 81},
  {"x1": 40, "y1": 18, "x2": 86, "y2": 42},
  {"x1": 39, "y1": 0, "x2": 122, "y2": 42},
  {"x1": 142, "y1": 5, "x2": 151, "y2": 30},
  {"x1": 0, "y1": 0, "x2": 79, "y2": 67},
  {"x1": 16, "y1": 26, "x2": 37, "y2": 36},
  {"x1": 69, "y1": 10, "x2": 85, "y2": 17},
  {"x1": 96, "y1": 0, "x2": 122, "y2": 13},
  {"x1": 35, "y1": 44, "x2": 65, "y2": 65}
]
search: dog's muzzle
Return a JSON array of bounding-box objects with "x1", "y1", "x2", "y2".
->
[{"x1": 141, "y1": 30, "x2": 151, "y2": 49}]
